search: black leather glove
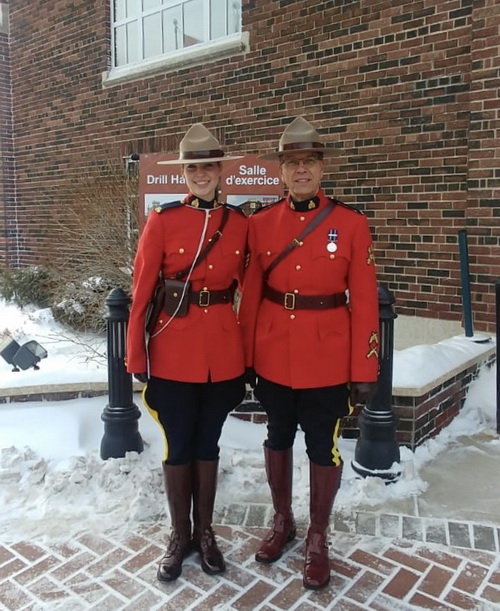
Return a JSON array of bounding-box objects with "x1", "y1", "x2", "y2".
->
[
  {"x1": 350, "y1": 382, "x2": 377, "y2": 406},
  {"x1": 133, "y1": 372, "x2": 149, "y2": 384},
  {"x1": 244, "y1": 367, "x2": 257, "y2": 390}
]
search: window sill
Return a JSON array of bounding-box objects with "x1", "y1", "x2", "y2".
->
[{"x1": 102, "y1": 31, "x2": 249, "y2": 88}]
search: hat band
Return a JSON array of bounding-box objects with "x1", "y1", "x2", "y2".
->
[
  {"x1": 180, "y1": 149, "x2": 225, "y2": 160},
  {"x1": 281, "y1": 142, "x2": 324, "y2": 152}
]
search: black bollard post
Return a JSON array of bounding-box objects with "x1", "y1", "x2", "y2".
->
[
  {"x1": 352, "y1": 285, "x2": 401, "y2": 482},
  {"x1": 100, "y1": 287, "x2": 144, "y2": 460},
  {"x1": 458, "y1": 229, "x2": 474, "y2": 337}
]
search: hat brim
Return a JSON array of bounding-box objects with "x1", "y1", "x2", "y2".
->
[
  {"x1": 258, "y1": 147, "x2": 337, "y2": 160},
  {"x1": 158, "y1": 155, "x2": 244, "y2": 165}
]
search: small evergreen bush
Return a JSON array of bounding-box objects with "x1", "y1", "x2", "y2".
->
[
  {"x1": 50, "y1": 276, "x2": 115, "y2": 333},
  {"x1": 0, "y1": 266, "x2": 54, "y2": 309}
]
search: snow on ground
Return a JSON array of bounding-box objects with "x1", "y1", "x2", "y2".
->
[{"x1": 0, "y1": 299, "x2": 497, "y2": 542}]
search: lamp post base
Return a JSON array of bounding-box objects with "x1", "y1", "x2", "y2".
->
[
  {"x1": 351, "y1": 458, "x2": 402, "y2": 483},
  {"x1": 100, "y1": 403, "x2": 144, "y2": 460},
  {"x1": 353, "y1": 407, "x2": 401, "y2": 482}
]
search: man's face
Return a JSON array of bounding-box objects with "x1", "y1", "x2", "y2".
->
[{"x1": 280, "y1": 152, "x2": 324, "y2": 201}]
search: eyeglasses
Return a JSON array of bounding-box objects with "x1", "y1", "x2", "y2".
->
[{"x1": 280, "y1": 156, "x2": 322, "y2": 169}]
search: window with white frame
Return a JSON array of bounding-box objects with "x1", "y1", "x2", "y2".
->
[{"x1": 112, "y1": 0, "x2": 242, "y2": 68}]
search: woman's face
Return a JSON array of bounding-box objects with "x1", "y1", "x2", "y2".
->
[{"x1": 183, "y1": 162, "x2": 222, "y2": 200}]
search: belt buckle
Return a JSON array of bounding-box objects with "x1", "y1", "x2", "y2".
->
[
  {"x1": 284, "y1": 292, "x2": 296, "y2": 310},
  {"x1": 199, "y1": 290, "x2": 210, "y2": 307}
]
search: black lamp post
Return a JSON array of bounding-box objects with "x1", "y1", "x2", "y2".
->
[
  {"x1": 100, "y1": 287, "x2": 144, "y2": 460},
  {"x1": 352, "y1": 285, "x2": 401, "y2": 482}
]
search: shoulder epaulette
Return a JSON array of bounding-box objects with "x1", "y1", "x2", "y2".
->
[
  {"x1": 330, "y1": 198, "x2": 363, "y2": 215},
  {"x1": 252, "y1": 199, "x2": 284, "y2": 215},
  {"x1": 153, "y1": 200, "x2": 183, "y2": 214},
  {"x1": 224, "y1": 203, "x2": 247, "y2": 216}
]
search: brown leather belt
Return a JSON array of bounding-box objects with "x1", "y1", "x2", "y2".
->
[
  {"x1": 190, "y1": 287, "x2": 233, "y2": 307},
  {"x1": 264, "y1": 285, "x2": 347, "y2": 311}
]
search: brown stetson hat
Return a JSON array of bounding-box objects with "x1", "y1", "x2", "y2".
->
[
  {"x1": 158, "y1": 123, "x2": 243, "y2": 165},
  {"x1": 259, "y1": 116, "x2": 336, "y2": 160}
]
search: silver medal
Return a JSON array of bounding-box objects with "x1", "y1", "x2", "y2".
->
[{"x1": 327, "y1": 242, "x2": 337, "y2": 253}]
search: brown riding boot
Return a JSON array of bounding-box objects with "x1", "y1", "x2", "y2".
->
[
  {"x1": 157, "y1": 462, "x2": 193, "y2": 582},
  {"x1": 192, "y1": 459, "x2": 226, "y2": 575},
  {"x1": 255, "y1": 446, "x2": 296, "y2": 564},
  {"x1": 303, "y1": 461, "x2": 342, "y2": 590}
]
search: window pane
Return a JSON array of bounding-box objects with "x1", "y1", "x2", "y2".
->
[
  {"x1": 114, "y1": 25, "x2": 127, "y2": 65},
  {"x1": 144, "y1": 14, "x2": 162, "y2": 58},
  {"x1": 114, "y1": 0, "x2": 126, "y2": 22},
  {"x1": 229, "y1": 0, "x2": 241, "y2": 34},
  {"x1": 183, "y1": 0, "x2": 204, "y2": 48},
  {"x1": 126, "y1": 0, "x2": 140, "y2": 18},
  {"x1": 162, "y1": 6, "x2": 183, "y2": 52},
  {"x1": 126, "y1": 21, "x2": 139, "y2": 63},
  {"x1": 143, "y1": 0, "x2": 162, "y2": 10},
  {"x1": 210, "y1": 0, "x2": 226, "y2": 39}
]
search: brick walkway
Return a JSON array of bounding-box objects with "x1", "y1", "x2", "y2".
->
[
  {"x1": 1, "y1": 387, "x2": 499, "y2": 609},
  {"x1": 1, "y1": 503, "x2": 500, "y2": 611}
]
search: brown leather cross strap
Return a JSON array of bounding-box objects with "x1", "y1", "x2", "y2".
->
[
  {"x1": 264, "y1": 284, "x2": 347, "y2": 311},
  {"x1": 189, "y1": 287, "x2": 233, "y2": 307},
  {"x1": 263, "y1": 200, "x2": 336, "y2": 283}
]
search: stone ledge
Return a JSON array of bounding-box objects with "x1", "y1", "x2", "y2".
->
[
  {"x1": 0, "y1": 381, "x2": 144, "y2": 402},
  {"x1": 393, "y1": 342, "x2": 495, "y2": 397},
  {"x1": 102, "y1": 32, "x2": 249, "y2": 88}
]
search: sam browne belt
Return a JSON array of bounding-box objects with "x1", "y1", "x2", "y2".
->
[
  {"x1": 189, "y1": 287, "x2": 233, "y2": 307},
  {"x1": 264, "y1": 284, "x2": 347, "y2": 311}
]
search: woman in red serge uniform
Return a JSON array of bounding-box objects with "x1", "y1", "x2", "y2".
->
[
  {"x1": 126, "y1": 124, "x2": 247, "y2": 582},
  {"x1": 239, "y1": 117, "x2": 379, "y2": 590}
]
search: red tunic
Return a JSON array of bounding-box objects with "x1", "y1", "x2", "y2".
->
[
  {"x1": 126, "y1": 202, "x2": 247, "y2": 383},
  {"x1": 239, "y1": 189, "x2": 379, "y2": 389}
]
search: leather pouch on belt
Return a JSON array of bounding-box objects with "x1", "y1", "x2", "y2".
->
[
  {"x1": 163, "y1": 278, "x2": 191, "y2": 317},
  {"x1": 145, "y1": 282, "x2": 165, "y2": 334}
]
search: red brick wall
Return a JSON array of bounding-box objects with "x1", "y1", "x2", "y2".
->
[
  {"x1": 0, "y1": 0, "x2": 15, "y2": 266},
  {"x1": 2, "y1": 0, "x2": 499, "y2": 331},
  {"x1": 467, "y1": 1, "x2": 500, "y2": 330}
]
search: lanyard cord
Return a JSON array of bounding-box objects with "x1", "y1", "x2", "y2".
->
[{"x1": 149, "y1": 208, "x2": 211, "y2": 343}]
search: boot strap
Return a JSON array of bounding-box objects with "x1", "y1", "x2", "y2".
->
[
  {"x1": 197, "y1": 527, "x2": 218, "y2": 552},
  {"x1": 165, "y1": 531, "x2": 191, "y2": 555},
  {"x1": 306, "y1": 532, "x2": 328, "y2": 555}
]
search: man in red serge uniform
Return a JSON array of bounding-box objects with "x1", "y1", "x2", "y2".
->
[{"x1": 239, "y1": 117, "x2": 379, "y2": 590}]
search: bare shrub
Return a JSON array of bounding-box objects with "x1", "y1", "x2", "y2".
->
[{"x1": 46, "y1": 161, "x2": 139, "y2": 333}]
